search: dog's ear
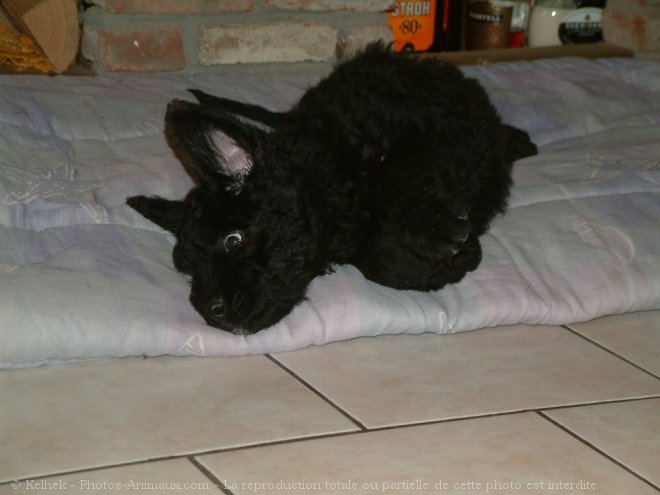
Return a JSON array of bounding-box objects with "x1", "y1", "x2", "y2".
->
[
  {"x1": 165, "y1": 100, "x2": 265, "y2": 193},
  {"x1": 126, "y1": 196, "x2": 187, "y2": 235}
]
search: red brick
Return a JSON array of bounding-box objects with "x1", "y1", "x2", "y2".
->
[
  {"x1": 264, "y1": 0, "x2": 393, "y2": 11},
  {"x1": 92, "y1": 28, "x2": 185, "y2": 72},
  {"x1": 88, "y1": 0, "x2": 252, "y2": 14}
]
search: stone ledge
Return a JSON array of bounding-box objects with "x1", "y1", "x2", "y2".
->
[{"x1": 199, "y1": 21, "x2": 338, "y2": 65}]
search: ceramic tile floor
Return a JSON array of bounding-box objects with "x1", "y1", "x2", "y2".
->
[{"x1": 1, "y1": 311, "x2": 659, "y2": 495}]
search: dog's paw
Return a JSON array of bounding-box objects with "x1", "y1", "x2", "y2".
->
[
  {"x1": 400, "y1": 202, "x2": 473, "y2": 259},
  {"x1": 434, "y1": 206, "x2": 471, "y2": 258},
  {"x1": 435, "y1": 236, "x2": 482, "y2": 285},
  {"x1": 448, "y1": 206, "x2": 471, "y2": 244},
  {"x1": 126, "y1": 195, "x2": 147, "y2": 212}
]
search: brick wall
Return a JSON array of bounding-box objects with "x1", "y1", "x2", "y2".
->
[{"x1": 82, "y1": 0, "x2": 395, "y2": 73}]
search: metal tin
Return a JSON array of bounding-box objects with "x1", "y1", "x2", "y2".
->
[{"x1": 466, "y1": 1, "x2": 513, "y2": 50}]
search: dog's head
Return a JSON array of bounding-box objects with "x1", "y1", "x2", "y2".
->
[{"x1": 128, "y1": 101, "x2": 325, "y2": 334}]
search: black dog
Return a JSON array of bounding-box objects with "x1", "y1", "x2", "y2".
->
[{"x1": 127, "y1": 43, "x2": 536, "y2": 334}]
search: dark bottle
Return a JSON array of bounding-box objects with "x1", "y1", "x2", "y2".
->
[{"x1": 431, "y1": 0, "x2": 466, "y2": 51}]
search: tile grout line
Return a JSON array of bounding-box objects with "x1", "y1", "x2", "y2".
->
[
  {"x1": 354, "y1": 395, "x2": 660, "y2": 433},
  {"x1": 265, "y1": 354, "x2": 368, "y2": 431},
  {"x1": 536, "y1": 410, "x2": 660, "y2": 491},
  {"x1": 3, "y1": 398, "x2": 660, "y2": 487},
  {"x1": 533, "y1": 395, "x2": 660, "y2": 413},
  {"x1": 176, "y1": 397, "x2": 660, "y2": 456},
  {"x1": 561, "y1": 325, "x2": 660, "y2": 380},
  {"x1": 0, "y1": 455, "x2": 191, "y2": 488},
  {"x1": 186, "y1": 456, "x2": 234, "y2": 495},
  {"x1": 0, "y1": 432, "x2": 361, "y2": 488}
]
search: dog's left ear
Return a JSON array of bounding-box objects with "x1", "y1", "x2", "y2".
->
[
  {"x1": 126, "y1": 195, "x2": 187, "y2": 235},
  {"x1": 165, "y1": 100, "x2": 265, "y2": 193}
]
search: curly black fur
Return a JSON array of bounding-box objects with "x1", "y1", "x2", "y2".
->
[{"x1": 127, "y1": 43, "x2": 536, "y2": 334}]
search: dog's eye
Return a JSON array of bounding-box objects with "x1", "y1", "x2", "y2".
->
[{"x1": 223, "y1": 231, "x2": 243, "y2": 252}]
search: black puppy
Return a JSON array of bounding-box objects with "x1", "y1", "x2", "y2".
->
[{"x1": 128, "y1": 43, "x2": 536, "y2": 335}]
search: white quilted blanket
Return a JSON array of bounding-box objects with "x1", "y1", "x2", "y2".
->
[{"x1": 1, "y1": 57, "x2": 659, "y2": 368}]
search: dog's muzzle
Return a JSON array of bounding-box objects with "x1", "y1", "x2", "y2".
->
[
  {"x1": 202, "y1": 297, "x2": 253, "y2": 335},
  {"x1": 202, "y1": 297, "x2": 230, "y2": 330}
]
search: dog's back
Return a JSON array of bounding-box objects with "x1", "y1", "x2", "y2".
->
[{"x1": 272, "y1": 44, "x2": 534, "y2": 289}]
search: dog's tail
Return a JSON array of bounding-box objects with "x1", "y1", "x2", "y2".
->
[
  {"x1": 188, "y1": 89, "x2": 285, "y2": 129},
  {"x1": 501, "y1": 124, "x2": 538, "y2": 162}
]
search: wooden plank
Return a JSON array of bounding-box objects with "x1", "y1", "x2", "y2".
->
[{"x1": 418, "y1": 43, "x2": 634, "y2": 65}]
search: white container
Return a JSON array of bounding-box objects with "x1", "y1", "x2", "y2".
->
[{"x1": 528, "y1": 0, "x2": 576, "y2": 47}]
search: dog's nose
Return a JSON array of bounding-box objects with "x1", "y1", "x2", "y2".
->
[
  {"x1": 202, "y1": 298, "x2": 236, "y2": 332},
  {"x1": 207, "y1": 299, "x2": 224, "y2": 319}
]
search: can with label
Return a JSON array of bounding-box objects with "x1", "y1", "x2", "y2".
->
[
  {"x1": 387, "y1": 0, "x2": 438, "y2": 52},
  {"x1": 558, "y1": 7, "x2": 603, "y2": 44},
  {"x1": 466, "y1": 0, "x2": 513, "y2": 50}
]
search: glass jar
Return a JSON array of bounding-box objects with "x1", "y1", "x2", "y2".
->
[{"x1": 528, "y1": 0, "x2": 577, "y2": 47}]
